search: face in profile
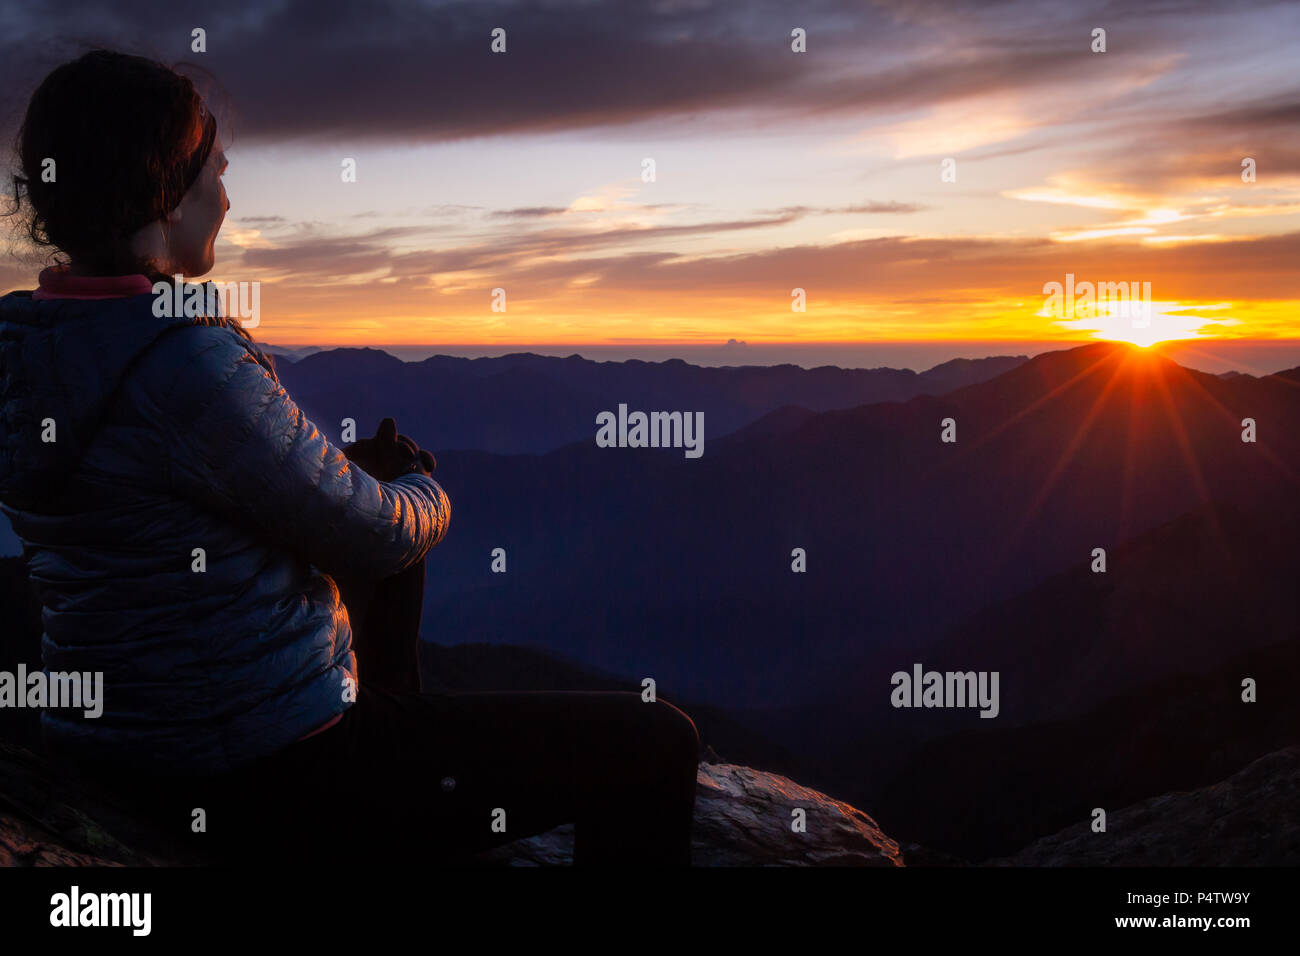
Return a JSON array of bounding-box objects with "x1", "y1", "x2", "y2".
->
[{"x1": 167, "y1": 133, "x2": 230, "y2": 277}]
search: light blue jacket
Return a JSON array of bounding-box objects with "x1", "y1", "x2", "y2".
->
[{"x1": 0, "y1": 286, "x2": 450, "y2": 774}]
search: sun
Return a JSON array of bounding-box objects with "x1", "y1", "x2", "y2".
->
[{"x1": 1049, "y1": 301, "x2": 1214, "y2": 348}]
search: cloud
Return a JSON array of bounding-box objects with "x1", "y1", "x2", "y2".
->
[
  {"x1": 489, "y1": 207, "x2": 570, "y2": 219},
  {"x1": 836, "y1": 201, "x2": 926, "y2": 214},
  {"x1": 2, "y1": 0, "x2": 1282, "y2": 147},
  {"x1": 214, "y1": 212, "x2": 1300, "y2": 306}
]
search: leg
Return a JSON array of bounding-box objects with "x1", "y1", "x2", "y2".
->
[
  {"x1": 337, "y1": 559, "x2": 426, "y2": 693},
  {"x1": 430, "y1": 689, "x2": 702, "y2": 865},
  {"x1": 189, "y1": 685, "x2": 701, "y2": 866}
]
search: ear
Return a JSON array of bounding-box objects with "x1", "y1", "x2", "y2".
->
[{"x1": 376, "y1": 417, "x2": 398, "y2": 442}]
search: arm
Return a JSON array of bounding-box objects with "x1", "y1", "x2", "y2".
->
[{"x1": 145, "y1": 325, "x2": 450, "y2": 580}]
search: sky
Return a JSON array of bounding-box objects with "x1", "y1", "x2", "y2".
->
[{"x1": 0, "y1": 0, "x2": 1297, "y2": 363}]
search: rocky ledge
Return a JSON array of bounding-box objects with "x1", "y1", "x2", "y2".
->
[
  {"x1": 994, "y1": 746, "x2": 1300, "y2": 866},
  {"x1": 0, "y1": 740, "x2": 901, "y2": 867},
  {"x1": 475, "y1": 759, "x2": 903, "y2": 866}
]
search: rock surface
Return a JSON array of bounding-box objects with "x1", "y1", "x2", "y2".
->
[
  {"x1": 475, "y1": 761, "x2": 903, "y2": 867},
  {"x1": 0, "y1": 741, "x2": 182, "y2": 866},
  {"x1": 1, "y1": 738, "x2": 902, "y2": 867},
  {"x1": 994, "y1": 746, "x2": 1300, "y2": 866},
  {"x1": 10, "y1": 732, "x2": 1293, "y2": 867}
]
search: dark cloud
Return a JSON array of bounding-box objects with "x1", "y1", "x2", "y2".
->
[
  {"x1": 490, "y1": 207, "x2": 570, "y2": 219},
  {"x1": 489, "y1": 202, "x2": 691, "y2": 220},
  {"x1": 217, "y1": 217, "x2": 1300, "y2": 305},
  {"x1": 760, "y1": 202, "x2": 925, "y2": 218},
  {"x1": 213, "y1": 206, "x2": 807, "y2": 279},
  {"x1": 1046, "y1": 86, "x2": 1300, "y2": 194},
  {"x1": 2, "y1": 0, "x2": 1276, "y2": 146},
  {"x1": 838, "y1": 201, "x2": 926, "y2": 214},
  {"x1": 561, "y1": 230, "x2": 1300, "y2": 302},
  {"x1": 227, "y1": 224, "x2": 436, "y2": 278}
]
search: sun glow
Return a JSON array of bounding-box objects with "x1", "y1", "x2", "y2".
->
[{"x1": 1047, "y1": 301, "x2": 1227, "y2": 348}]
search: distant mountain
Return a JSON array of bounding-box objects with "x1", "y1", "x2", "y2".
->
[
  {"x1": 1271, "y1": 365, "x2": 1300, "y2": 386},
  {"x1": 817, "y1": 496, "x2": 1300, "y2": 858},
  {"x1": 868, "y1": 638, "x2": 1299, "y2": 861},
  {"x1": 993, "y1": 745, "x2": 1300, "y2": 866},
  {"x1": 922, "y1": 500, "x2": 1298, "y2": 728},
  {"x1": 419, "y1": 343, "x2": 1300, "y2": 718},
  {"x1": 0, "y1": 349, "x2": 1026, "y2": 554},
  {"x1": 273, "y1": 348, "x2": 1028, "y2": 455},
  {"x1": 799, "y1": 496, "x2": 1300, "y2": 757}
]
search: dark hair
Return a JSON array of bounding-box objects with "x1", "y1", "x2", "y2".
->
[{"x1": 8, "y1": 49, "x2": 219, "y2": 280}]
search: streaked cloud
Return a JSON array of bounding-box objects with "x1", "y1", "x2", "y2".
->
[{"x1": 1, "y1": 0, "x2": 1296, "y2": 347}]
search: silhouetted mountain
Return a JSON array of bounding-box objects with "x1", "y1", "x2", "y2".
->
[
  {"x1": 926, "y1": 500, "x2": 1298, "y2": 728},
  {"x1": 800, "y1": 497, "x2": 1300, "y2": 766},
  {"x1": 993, "y1": 745, "x2": 1300, "y2": 866},
  {"x1": 1272, "y1": 365, "x2": 1300, "y2": 386},
  {"x1": 714, "y1": 404, "x2": 819, "y2": 446},
  {"x1": 792, "y1": 485, "x2": 1300, "y2": 860},
  {"x1": 420, "y1": 343, "x2": 1300, "y2": 724},
  {"x1": 273, "y1": 348, "x2": 1028, "y2": 454},
  {"x1": 868, "y1": 638, "x2": 1299, "y2": 861}
]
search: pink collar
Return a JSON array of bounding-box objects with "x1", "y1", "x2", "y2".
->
[{"x1": 32, "y1": 266, "x2": 155, "y2": 301}]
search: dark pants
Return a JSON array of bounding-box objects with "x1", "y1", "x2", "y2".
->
[{"x1": 123, "y1": 567, "x2": 702, "y2": 866}]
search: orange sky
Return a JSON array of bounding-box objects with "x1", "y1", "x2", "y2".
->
[{"x1": 3, "y1": 0, "x2": 1297, "y2": 350}]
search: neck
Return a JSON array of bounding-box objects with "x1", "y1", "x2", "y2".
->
[{"x1": 126, "y1": 219, "x2": 173, "y2": 274}]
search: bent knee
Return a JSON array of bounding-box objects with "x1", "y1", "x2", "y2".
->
[
  {"x1": 594, "y1": 691, "x2": 700, "y2": 773},
  {"x1": 646, "y1": 697, "x2": 701, "y2": 769}
]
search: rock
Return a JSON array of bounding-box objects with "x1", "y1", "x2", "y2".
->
[
  {"x1": 993, "y1": 746, "x2": 1300, "y2": 866},
  {"x1": 1, "y1": 736, "x2": 901, "y2": 867},
  {"x1": 900, "y1": 842, "x2": 971, "y2": 866},
  {"x1": 475, "y1": 761, "x2": 903, "y2": 867},
  {"x1": 0, "y1": 741, "x2": 187, "y2": 866},
  {"x1": 691, "y1": 762, "x2": 902, "y2": 866},
  {"x1": 473, "y1": 823, "x2": 576, "y2": 867},
  {"x1": 10, "y1": 733, "x2": 1295, "y2": 867}
]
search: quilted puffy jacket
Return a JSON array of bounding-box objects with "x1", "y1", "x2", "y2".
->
[{"x1": 0, "y1": 285, "x2": 450, "y2": 774}]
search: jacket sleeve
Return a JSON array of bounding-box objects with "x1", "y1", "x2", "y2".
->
[{"x1": 143, "y1": 325, "x2": 450, "y2": 580}]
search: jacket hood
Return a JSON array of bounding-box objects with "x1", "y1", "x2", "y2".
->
[{"x1": 0, "y1": 286, "x2": 270, "y2": 509}]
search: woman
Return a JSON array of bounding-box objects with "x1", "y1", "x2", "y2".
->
[{"x1": 0, "y1": 50, "x2": 699, "y2": 865}]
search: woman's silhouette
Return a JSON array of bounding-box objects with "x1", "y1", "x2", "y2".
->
[{"x1": 0, "y1": 50, "x2": 699, "y2": 865}]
